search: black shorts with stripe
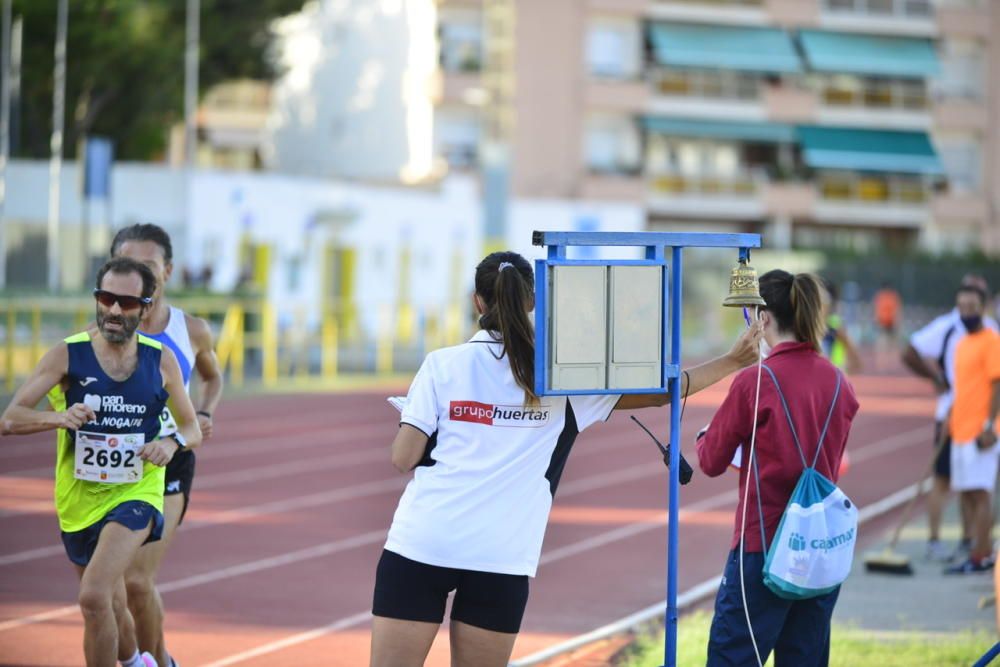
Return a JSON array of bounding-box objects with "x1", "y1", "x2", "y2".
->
[{"x1": 164, "y1": 448, "x2": 196, "y2": 523}]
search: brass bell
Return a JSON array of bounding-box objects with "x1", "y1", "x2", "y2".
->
[{"x1": 723, "y1": 258, "x2": 766, "y2": 308}]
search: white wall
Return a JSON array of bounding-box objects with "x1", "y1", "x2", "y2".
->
[
  {"x1": 5, "y1": 160, "x2": 186, "y2": 230},
  {"x1": 5, "y1": 159, "x2": 483, "y2": 333},
  {"x1": 6, "y1": 159, "x2": 652, "y2": 332},
  {"x1": 188, "y1": 170, "x2": 482, "y2": 330}
]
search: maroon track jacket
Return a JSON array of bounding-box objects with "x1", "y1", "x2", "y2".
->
[{"x1": 696, "y1": 341, "x2": 860, "y2": 553}]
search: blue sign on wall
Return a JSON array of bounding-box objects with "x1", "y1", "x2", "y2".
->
[{"x1": 83, "y1": 137, "x2": 114, "y2": 199}]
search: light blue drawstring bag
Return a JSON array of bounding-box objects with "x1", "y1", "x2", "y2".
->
[{"x1": 752, "y1": 366, "x2": 857, "y2": 600}]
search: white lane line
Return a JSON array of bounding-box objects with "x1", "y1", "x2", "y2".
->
[
  {"x1": 539, "y1": 490, "x2": 737, "y2": 565},
  {"x1": 0, "y1": 424, "x2": 931, "y2": 645},
  {"x1": 0, "y1": 544, "x2": 66, "y2": 567},
  {"x1": 0, "y1": 449, "x2": 390, "y2": 521},
  {"x1": 0, "y1": 440, "x2": 679, "y2": 626},
  {"x1": 0, "y1": 530, "x2": 388, "y2": 634},
  {"x1": 0, "y1": 411, "x2": 652, "y2": 520},
  {"x1": 847, "y1": 425, "x2": 929, "y2": 465},
  {"x1": 0, "y1": 421, "x2": 389, "y2": 478},
  {"x1": 189, "y1": 486, "x2": 743, "y2": 666},
  {"x1": 195, "y1": 430, "x2": 933, "y2": 666},
  {"x1": 0, "y1": 476, "x2": 408, "y2": 567},
  {"x1": 0, "y1": 423, "x2": 656, "y2": 563},
  {"x1": 0, "y1": 407, "x2": 397, "y2": 461},
  {"x1": 509, "y1": 579, "x2": 724, "y2": 667},
  {"x1": 199, "y1": 611, "x2": 373, "y2": 667}
]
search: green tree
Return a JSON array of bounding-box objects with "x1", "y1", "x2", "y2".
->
[{"x1": 11, "y1": 0, "x2": 305, "y2": 161}]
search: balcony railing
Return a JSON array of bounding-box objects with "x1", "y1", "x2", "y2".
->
[
  {"x1": 654, "y1": 0, "x2": 763, "y2": 6},
  {"x1": 823, "y1": 0, "x2": 933, "y2": 18},
  {"x1": 648, "y1": 69, "x2": 762, "y2": 101},
  {"x1": 817, "y1": 79, "x2": 928, "y2": 111},
  {"x1": 648, "y1": 169, "x2": 762, "y2": 196},
  {"x1": 818, "y1": 172, "x2": 929, "y2": 204}
]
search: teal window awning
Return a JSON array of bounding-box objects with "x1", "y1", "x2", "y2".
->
[
  {"x1": 643, "y1": 117, "x2": 797, "y2": 143},
  {"x1": 648, "y1": 22, "x2": 803, "y2": 73},
  {"x1": 799, "y1": 30, "x2": 939, "y2": 78},
  {"x1": 798, "y1": 126, "x2": 943, "y2": 175}
]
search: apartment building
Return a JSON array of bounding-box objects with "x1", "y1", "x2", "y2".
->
[{"x1": 435, "y1": 0, "x2": 999, "y2": 255}]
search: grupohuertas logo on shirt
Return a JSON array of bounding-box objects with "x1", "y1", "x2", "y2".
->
[{"x1": 449, "y1": 401, "x2": 550, "y2": 427}]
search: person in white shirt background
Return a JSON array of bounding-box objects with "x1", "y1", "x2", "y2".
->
[
  {"x1": 902, "y1": 274, "x2": 999, "y2": 562},
  {"x1": 368, "y1": 250, "x2": 764, "y2": 667}
]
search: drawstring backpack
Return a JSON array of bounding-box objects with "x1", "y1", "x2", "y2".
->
[{"x1": 752, "y1": 366, "x2": 857, "y2": 600}]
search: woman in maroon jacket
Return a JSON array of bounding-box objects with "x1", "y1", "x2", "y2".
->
[{"x1": 696, "y1": 270, "x2": 860, "y2": 667}]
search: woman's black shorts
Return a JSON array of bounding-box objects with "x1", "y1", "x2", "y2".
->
[{"x1": 372, "y1": 549, "x2": 529, "y2": 634}]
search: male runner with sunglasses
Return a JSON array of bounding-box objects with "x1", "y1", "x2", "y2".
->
[
  {"x1": 1, "y1": 257, "x2": 202, "y2": 667},
  {"x1": 109, "y1": 224, "x2": 223, "y2": 667}
]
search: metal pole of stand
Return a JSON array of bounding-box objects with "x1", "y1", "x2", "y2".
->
[{"x1": 663, "y1": 246, "x2": 683, "y2": 667}]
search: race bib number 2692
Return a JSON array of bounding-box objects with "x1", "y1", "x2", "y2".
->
[{"x1": 74, "y1": 431, "x2": 144, "y2": 483}]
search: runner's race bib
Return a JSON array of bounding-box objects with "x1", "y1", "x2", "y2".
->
[
  {"x1": 158, "y1": 407, "x2": 179, "y2": 438},
  {"x1": 74, "y1": 431, "x2": 144, "y2": 483}
]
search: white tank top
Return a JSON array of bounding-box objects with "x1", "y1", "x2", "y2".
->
[{"x1": 140, "y1": 306, "x2": 197, "y2": 437}]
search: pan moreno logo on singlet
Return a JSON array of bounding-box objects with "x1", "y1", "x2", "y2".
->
[
  {"x1": 82, "y1": 394, "x2": 149, "y2": 429},
  {"x1": 449, "y1": 401, "x2": 550, "y2": 427}
]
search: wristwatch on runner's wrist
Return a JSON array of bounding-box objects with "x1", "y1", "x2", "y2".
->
[{"x1": 168, "y1": 432, "x2": 187, "y2": 450}]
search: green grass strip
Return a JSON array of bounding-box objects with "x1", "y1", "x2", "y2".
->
[{"x1": 621, "y1": 611, "x2": 994, "y2": 667}]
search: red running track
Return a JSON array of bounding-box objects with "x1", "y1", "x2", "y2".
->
[{"x1": 0, "y1": 372, "x2": 937, "y2": 666}]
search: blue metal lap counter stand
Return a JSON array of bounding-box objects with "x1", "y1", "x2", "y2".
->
[{"x1": 531, "y1": 230, "x2": 762, "y2": 667}]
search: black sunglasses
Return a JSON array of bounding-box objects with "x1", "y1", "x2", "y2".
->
[{"x1": 93, "y1": 289, "x2": 152, "y2": 311}]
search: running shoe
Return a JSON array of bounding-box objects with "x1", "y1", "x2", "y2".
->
[
  {"x1": 139, "y1": 652, "x2": 158, "y2": 667},
  {"x1": 950, "y1": 538, "x2": 973, "y2": 563},
  {"x1": 944, "y1": 556, "x2": 995, "y2": 574},
  {"x1": 925, "y1": 539, "x2": 951, "y2": 562}
]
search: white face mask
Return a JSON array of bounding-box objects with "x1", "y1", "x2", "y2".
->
[{"x1": 754, "y1": 307, "x2": 771, "y2": 359}]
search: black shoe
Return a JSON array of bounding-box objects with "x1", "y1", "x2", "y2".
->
[{"x1": 944, "y1": 556, "x2": 994, "y2": 574}]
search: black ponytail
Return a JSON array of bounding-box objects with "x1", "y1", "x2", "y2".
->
[
  {"x1": 758, "y1": 269, "x2": 825, "y2": 351},
  {"x1": 475, "y1": 252, "x2": 537, "y2": 404}
]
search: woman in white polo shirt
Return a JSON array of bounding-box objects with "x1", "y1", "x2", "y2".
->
[{"x1": 370, "y1": 251, "x2": 763, "y2": 667}]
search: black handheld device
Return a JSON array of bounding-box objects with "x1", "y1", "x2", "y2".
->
[{"x1": 630, "y1": 415, "x2": 694, "y2": 485}]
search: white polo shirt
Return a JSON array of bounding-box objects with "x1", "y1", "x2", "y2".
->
[
  {"x1": 910, "y1": 309, "x2": 999, "y2": 420},
  {"x1": 384, "y1": 330, "x2": 620, "y2": 577}
]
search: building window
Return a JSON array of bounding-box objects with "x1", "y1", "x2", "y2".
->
[
  {"x1": 585, "y1": 115, "x2": 640, "y2": 174},
  {"x1": 937, "y1": 138, "x2": 982, "y2": 193},
  {"x1": 793, "y1": 224, "x2": 915, "y2": 254},
  {"x1": 587, "y1": 18, "x2": 641, "y2": 79},
  {"x1": 658, "y1": 0, "x2": 763, "y2": 5},
  {"x1": 816, "y1": 74, "x2": 928, "y2": 110},
  {"x1": 817, "y1": 170, "x2": 930, "y2": 204},
  {"x1": 645, "y1": 136, "x2": 768, "y2": 195},
  {"x1": 439, "y1": 12, "x2": 483, "y2": 73},
  {"x1": 435, "y1": 108, "x2": 481, "y2": 169},
  {"x1": 650, "y1": 69, "x2": 762, "y2": 100},
  {"x1": 933, "y1": 39, "x2": 985, "y2": 101},
  {"x1": 823, "y1": 0, "x2": 932, "y2": 17}
]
